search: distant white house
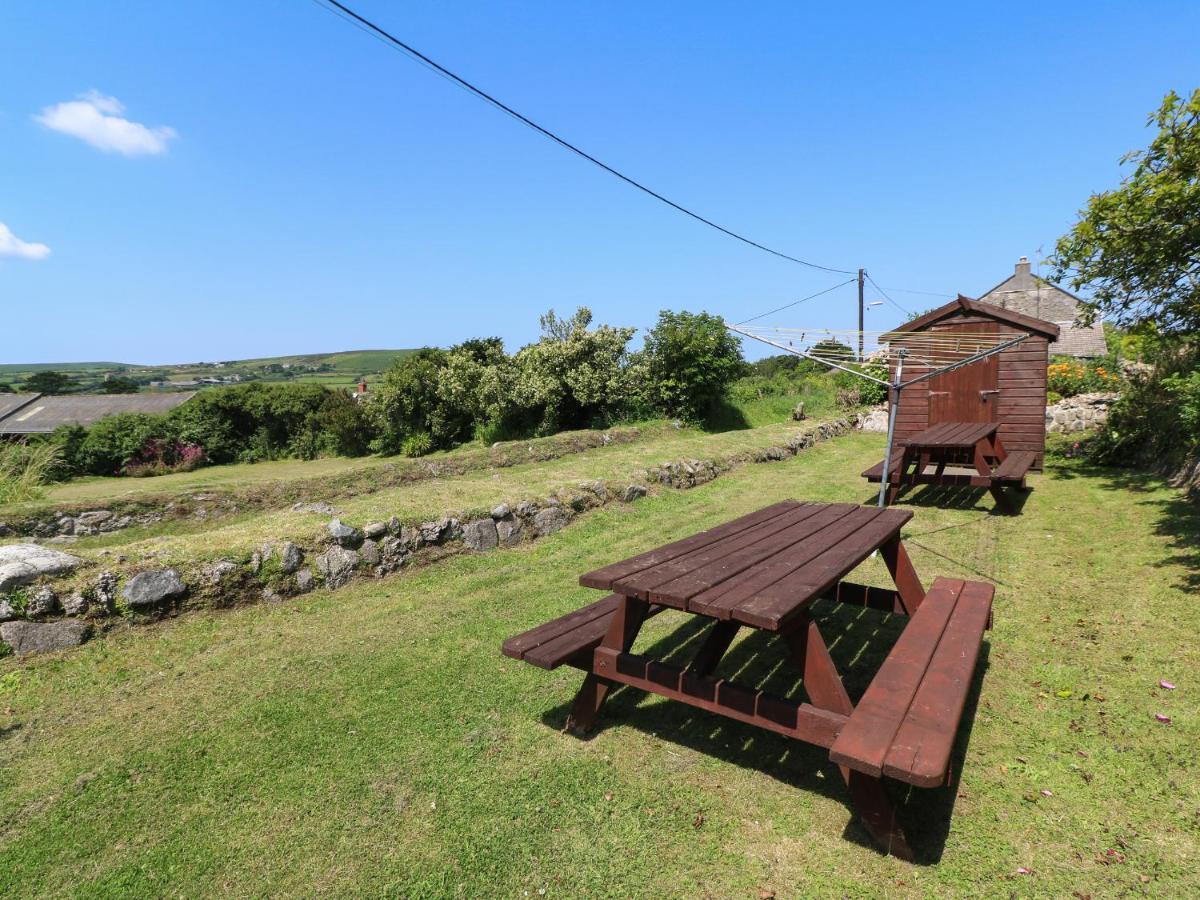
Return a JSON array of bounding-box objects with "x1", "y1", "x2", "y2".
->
[{"x1": 977, "y1": 257, "x2": 1107, "y2": 358}]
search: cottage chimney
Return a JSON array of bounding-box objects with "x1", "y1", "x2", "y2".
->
[{"x1": 1015, "y1": 256, "x2": 1031, "y2": 277}]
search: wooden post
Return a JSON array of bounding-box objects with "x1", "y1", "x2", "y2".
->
[{"x1": 857, "y1": 268, "x2": 866, "y2": 361}]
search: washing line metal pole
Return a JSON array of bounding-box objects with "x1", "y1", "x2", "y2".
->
[{"x1": 877, "y1": 350, "x2": 905, "y2": 507}]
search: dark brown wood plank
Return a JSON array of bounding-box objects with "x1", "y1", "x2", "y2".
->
[
  {"x1": 523, "y1": 611, "x2": 615, "y2": 670},
  {"x1": 732, "y1": 510, "x2": 915, "y2": 630},
  {"x1": 828, "y1": 578, "x2": 964, "y2": 777},
  {"x1": 502, "y1": 594, "x2": 620, "y2": 660},
  {"x1": 578, "y1": 500, "x2": 800, "y2": 590},
  {"x1": 909, "y1": 422, "x2": 954, "y2": 445},
  {"x1": 880, "y1": 537, "x2": 926, "y2": 615},
  {"x1": 993, "y1": 450, "x2": 1036, "y2": 483},
  {"x1": 862, "y1": 449, "x2": 906, "y2": 480},
  {"x1": 882, "y1": 581, "x2": 993, "y2": 786},
  {"x1": 821, "y1": 581, "x2": 907, "y2": 614},
  {"x1": 612, "y1": 504, "x2": 828, "y2": 604},
  {"x1": 687, "y1": 505, "x2": 889, "y2": 622},
  {"x1": 934, "y1": 422, "x2": 977, "y2": 447},
  {"x1": 928, "y1": 422, "x2": 969, "y2": 446},
  {"x1": 522, "y1": 603, "x2": 667, "y2": 670},
  {"x1": 646, "y1": 503, "x2": 859, "y2": 607}
]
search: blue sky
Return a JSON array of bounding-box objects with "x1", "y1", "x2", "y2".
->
[{"x1": 2, "y1": 1, "x2": 1197, "y2": 364}]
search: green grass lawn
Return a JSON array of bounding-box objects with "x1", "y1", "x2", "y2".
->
[{"x1": 2, "y1": 434, "x2": 1196, "y2": 897}]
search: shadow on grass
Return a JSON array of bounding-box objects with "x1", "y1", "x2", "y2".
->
[
  {"x1": 1047, "y1": 460, "x2": 1200, "y2": 589},
  {"x1": 539, "y1": 600, "x2": 989, "y2": 864},
  {"x1": 699, "y1": 399, "x2": 752, "y2": 433},
  {"x1": 859, "y1": 482, "x2": 1032, "y2": 517}
]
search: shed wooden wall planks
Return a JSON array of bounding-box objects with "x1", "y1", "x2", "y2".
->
[{"x1": 888, "y1": 301, "x2": 1056, "y2": 470}]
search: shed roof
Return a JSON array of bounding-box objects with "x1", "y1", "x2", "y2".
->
[
  {"x1": 0, "y1": 392, "x2": 196, "y2": 434},
  {"x1": 890, "y1": 295, "x2": 1061, "y2": 341}
]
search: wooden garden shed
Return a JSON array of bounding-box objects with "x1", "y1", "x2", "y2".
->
[{"x1": 887, "y1": 295, "x2": 1060, "y2": 469}]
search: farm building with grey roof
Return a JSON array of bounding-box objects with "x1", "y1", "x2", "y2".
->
[{"x1": 0, "y1": 392, "x2": 195, "y2": 435}]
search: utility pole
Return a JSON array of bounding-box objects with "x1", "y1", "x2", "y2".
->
[{"x1": 857, "y1": 268, "x2": 866, "y2": 360}]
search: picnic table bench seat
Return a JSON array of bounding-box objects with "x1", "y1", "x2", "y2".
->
[
  {"x1": 991, "y1": 450, "x2": 1036, "y2": 486},
  {"x1": 502, "y1": 595, "x2": 664, "y2": 670},
  {"x1": 861, "y1": 449, "x2": 906, "y2": 483},
  {"x1": 830, "y1": 577, "x2": 993, "y2": 788}
]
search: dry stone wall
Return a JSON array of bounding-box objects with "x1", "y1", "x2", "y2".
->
[
  {"x1": 0, "y1": 417, "x2": 858, "y2": 655},
  {"x1": 1045, "y1": 393, "x2": 1118, "y2": 433}
]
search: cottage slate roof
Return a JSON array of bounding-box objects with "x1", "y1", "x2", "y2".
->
[
  {"x1": 0, "y1": 392, "x2": 196, "y2": 434},
  {"x1": 890, "y1": 295, "x2": 1061, "y2": 340},
  {"x1": 977, "y1": 258, "x2": 1107, "y2": 357}
]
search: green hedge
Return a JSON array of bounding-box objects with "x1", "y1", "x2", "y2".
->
[{"x1": 41, "y1": 307, "x2": 750, "y2": 479}]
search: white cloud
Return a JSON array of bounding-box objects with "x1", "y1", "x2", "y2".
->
[
  {"x1": 0, "y1": 223, "x2": 50, "y2": 261},
  {"x1": 35, "y1": 90, "x2": 176, "y2": 156}
]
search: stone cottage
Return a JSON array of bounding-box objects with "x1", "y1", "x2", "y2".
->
[{"x1": 977, "y1": 257, "x2": 1107, "y2": 357}]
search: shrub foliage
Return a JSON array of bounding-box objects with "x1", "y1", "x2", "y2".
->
[{"x1": 36, "y1": 306, "x2": 758, "y2": 478}]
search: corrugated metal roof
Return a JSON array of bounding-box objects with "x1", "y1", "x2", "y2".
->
[
  {"x1": 0, "y1": 394, "x2": 41, "y2": 421},
  {"x1": 0, "y1": 392, "x2": 196, "y2": 434}
]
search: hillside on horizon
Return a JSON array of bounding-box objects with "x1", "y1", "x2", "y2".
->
[{"x1": 0, "y1": 349, "x2": 418, "y2": 393}]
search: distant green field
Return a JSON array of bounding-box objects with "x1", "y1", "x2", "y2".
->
[
  {"x1": 0, "y1": 349, "x2": 417, "y2": 392},
  {"x1": 0, "y1": 362, "x2": 126, "y2": 375}
]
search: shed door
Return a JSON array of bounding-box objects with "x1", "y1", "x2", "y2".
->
[{"x1": 924, "y1": 327, "x2": 1001, "y2": 424}]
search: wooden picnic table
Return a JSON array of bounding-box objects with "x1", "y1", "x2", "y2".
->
[
  {"x1": 863, "y1": 421, "x2": 1036, "y2": 512},
  {"x1": 503, "y1": 500, "x2": 995, "y2": 858}
]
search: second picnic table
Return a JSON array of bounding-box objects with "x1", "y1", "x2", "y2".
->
[
  {"x1": 503, "y1": 500, "x2": 996, "y2": 858},
  {"x1": 863, "y1": 421, "x2": 1037, "y2": 512}
]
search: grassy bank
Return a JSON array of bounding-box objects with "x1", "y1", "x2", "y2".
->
[
  {"x1": 1, "y1": 433, "x2": 1196, "y2": 896},
  {"x1": 28, "y1": 418, "x2": 852, "y2": 566}
]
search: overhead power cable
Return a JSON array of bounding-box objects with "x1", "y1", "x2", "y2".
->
[
  {"x1": 311, "y1": 0, "x2": 857, "y2": 275},
  {"x1": 874, "y1": 285, "x2": 955, "y2": 298},
  {"x1": 864, "y1": 271, "x2": 912, "y2": 317},
  {"x1": 734, "y1": 278, "x2": 856, "y2": 325}
]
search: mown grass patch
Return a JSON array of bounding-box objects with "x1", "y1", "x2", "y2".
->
[{"x1": 0, "y1": 434, "x2": 1196, "y2": 896}]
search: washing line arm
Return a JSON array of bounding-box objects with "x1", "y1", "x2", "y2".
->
[
  {"x1": 724, "y1": 323, "x2": 891, "y2": 386},
  {"x1": 896, "y1": 333, "x2": 1029, "y2": 388}
]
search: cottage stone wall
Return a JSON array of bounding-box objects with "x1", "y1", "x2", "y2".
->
[
  {"x1": 978, "y1": 257, "x2": 1107, "y2": 357},
  {"x1": 1045, "y1": 393, "x2": 1118, "y2": 433}
]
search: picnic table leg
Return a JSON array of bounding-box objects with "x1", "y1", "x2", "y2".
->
[
  {"x1": 565, "y1": 595, "x2": 649, "y2": 734},
  {"x1": 687, "y1": 620, "x2": 741, "y2": 678},
  {"x1": 784, "y1": 615, "x2": 914, "y2": 860},
  {"x1": 846, "y1": 770, "x2": 915, "y2": 861},
  {"x1": 784, "y1": 615, "x2": 852, "y2": 716},
  {"x1": 879, "y1": 536, "x2": 926, "y2": 615},
  {"x1": 933, "y1": 451, "x2": 947, "y2": 480},
  {"x1": 974, "y1": 440, "x2": 1014, "y2": 513},
  {"x1": 991, "y1": 433, "x2": 1008, "y2": 463}
]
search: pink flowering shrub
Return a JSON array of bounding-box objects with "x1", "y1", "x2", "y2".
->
[{"x1": 121, "y1": 439, "x2": 207, "y2": 477}]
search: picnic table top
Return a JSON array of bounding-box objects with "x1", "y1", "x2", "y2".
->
[
  {"x1": 579, "y1": 500, "x2": 912, "y2": 631},
  {"x1": 905, "y1": 421, "x2": 999, "y2": 450}
]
